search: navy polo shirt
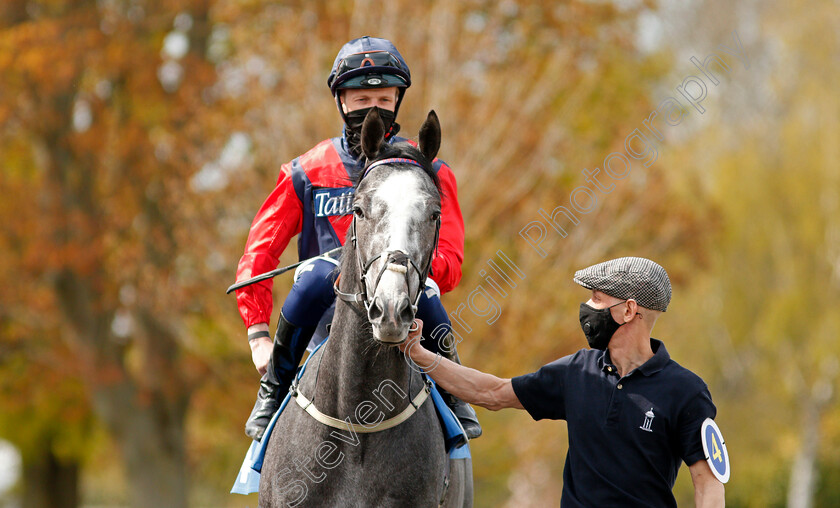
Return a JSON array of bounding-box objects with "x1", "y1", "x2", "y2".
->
[{"x1": 511, "y1": 339, "x2": 715, "y2": 508}]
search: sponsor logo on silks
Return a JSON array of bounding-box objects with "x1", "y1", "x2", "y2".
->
[
  {"x1": 314, "y1": 187, "x2": 355, "y2": 217},
  {"x1": 701, "y1": 418, "x2": 730, "y2": 483},
  {"x1": 639, "y1": 408, "x2": 655, "y2": 432}
]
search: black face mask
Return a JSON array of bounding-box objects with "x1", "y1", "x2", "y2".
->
[
  {"x1": 579, "y1": 301, "x2": 626, "y2": 350},
  {"x1": 344, "y1": 107, "x2": 399, "y2": 157}
]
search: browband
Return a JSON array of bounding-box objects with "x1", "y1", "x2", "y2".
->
[{"x1": 362, "y1": 157, "x2": 424, "y2": 180}]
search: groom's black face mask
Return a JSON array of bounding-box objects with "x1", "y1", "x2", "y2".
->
[{"x1": 578, "y1": 301, "x2": 627, "y2": 350}]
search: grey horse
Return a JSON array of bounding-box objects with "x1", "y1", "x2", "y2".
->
[{"x1": 259, "y1": 109, "x2": 473, "y2": 507}]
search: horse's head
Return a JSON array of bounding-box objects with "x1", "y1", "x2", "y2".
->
[{"x1": 347, "y1": 108, "x2": 442, "y2": 344}]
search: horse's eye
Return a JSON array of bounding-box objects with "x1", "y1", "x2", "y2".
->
[
  {"x1": 430, "y1": 211, "x2": 441, "y2": 221},
  {"x1": 353, "y1": 205, "x2": 365, "y2": 219}
]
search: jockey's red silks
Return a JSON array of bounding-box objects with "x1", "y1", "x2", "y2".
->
[{"x1": 235, "y1": 135, "x2": 464, "y2": 328}]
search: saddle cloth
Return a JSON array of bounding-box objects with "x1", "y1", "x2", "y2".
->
[{"x1": 231, "y1": 338, "x2": 470, "y2": 495}]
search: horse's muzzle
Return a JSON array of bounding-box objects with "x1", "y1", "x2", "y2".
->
[{"x1": 368, "y1": 294, "x2": 414, "y2": 344}]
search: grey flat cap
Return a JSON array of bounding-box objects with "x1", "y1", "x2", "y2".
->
[{"x1": 574, "y1": 257, "x2": 672, "y2": 311}]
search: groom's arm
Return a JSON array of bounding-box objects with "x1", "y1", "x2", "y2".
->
[{"x1": 399, "y1": 322, "x2": 523, "y2": 411}]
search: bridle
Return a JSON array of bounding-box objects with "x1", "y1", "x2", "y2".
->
[
  {"x1": 294, "y1": 157, "x2": 442, "y2": 438},
  {"x1": 334, "y1": 157, "x2": 441, "y2": 315}
]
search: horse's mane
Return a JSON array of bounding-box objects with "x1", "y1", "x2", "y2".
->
[{"x1": 356, "y1": 142, "x2": 442, "y2": 193}]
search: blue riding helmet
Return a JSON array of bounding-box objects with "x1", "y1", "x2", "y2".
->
[{"x1": 327, "y1": 36, "x2": 412, "y2": 123}]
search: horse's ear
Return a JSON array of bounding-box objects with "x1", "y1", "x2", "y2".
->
[
  {"x1": 361, "y1": 107, "x2": 385, "y2": 160},
  {"x1": 418, "y1": 110, "x2": 441, "y2": 162}
]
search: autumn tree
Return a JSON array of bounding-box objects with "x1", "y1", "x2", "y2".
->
[{"x1": 0, "y1": 0, "x2": 243, "y2": 505}]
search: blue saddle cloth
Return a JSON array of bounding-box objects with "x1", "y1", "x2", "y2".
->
[{"x1": 231, "y1": 338, "x2": 470, "y2": 495}]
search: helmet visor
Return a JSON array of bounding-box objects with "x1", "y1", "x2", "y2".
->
[{"x1": 331, "y1": 50, "x2": 410, "y2": 90}]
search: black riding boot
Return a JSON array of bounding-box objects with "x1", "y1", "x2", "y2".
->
[
  {"x1": 245, "y1": 314, "x2": 316, "y2": 441},
  {"x1": 430, "y1": 337, "x2": 482, "y2": 440}
]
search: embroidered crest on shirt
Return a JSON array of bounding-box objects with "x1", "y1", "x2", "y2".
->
[{"x1": 640, "y1": 408, "x2": 655, "y2": 432}]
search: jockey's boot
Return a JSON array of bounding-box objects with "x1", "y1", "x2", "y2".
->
[
  {"x1": 437, "y1": 339, "x2": 483, "y2": 440},
  {"x1": 245, "y1": 313, "x2": 316, "y2": 441}
]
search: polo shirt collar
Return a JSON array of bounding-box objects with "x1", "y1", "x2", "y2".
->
[
  {"x1": 598, "y1": 338, "x2": 670, "y2": 376},
  {"x1": 638, "y1": 338, "x2": 669, "y2": 376}
]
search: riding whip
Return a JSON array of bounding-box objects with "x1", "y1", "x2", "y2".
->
[{"x1": 225, "y1": 247, "x2": 342, "y2": 294}]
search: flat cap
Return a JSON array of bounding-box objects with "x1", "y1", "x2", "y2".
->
[{"x1": 574, "y1": 257, "x2": 672, "y2": 311}]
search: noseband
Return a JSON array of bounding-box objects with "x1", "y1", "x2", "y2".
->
[{"x1": 334, "y1": 157, "x2": 441, "y2": 313}]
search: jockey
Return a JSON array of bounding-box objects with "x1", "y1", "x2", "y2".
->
[{"x1": 235, "y1": 36, "x2": 482, "y2": 442}]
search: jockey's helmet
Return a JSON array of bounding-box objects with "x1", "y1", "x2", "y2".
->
[{"x1": 327, "y1": 37, "x2": 411, "y2": 121}]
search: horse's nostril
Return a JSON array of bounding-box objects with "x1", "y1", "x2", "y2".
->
[
  {"x1": 368, "y1": 296, "x2": 385, "y2": 322},
  {"x1": 396, "y1": 297, "x2": 413, "y2": 325}
]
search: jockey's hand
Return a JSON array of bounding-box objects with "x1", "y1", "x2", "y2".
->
[
  {"x1": 249, "y1": 334, "x2": 273, "y2": 375},
  {"x1": 398, "y1": 318, "x2": 423, "y2": 355}
]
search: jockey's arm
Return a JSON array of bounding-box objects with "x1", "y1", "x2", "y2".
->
[
  {"x1": 429, "y1": 162, "x2": 464, "y2": 294},
  {"x1": 236, "y1": 162, "x2": 303, "y2": 372},
  {"x1": 399, "y1": 320, "x2": 523, "y2": 411},
  {"x1": 247, "y1": 323, "x2": 272, "y2": 375}
]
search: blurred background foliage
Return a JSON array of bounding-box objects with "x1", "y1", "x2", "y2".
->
[{"x1": 0, "y1": 0, "x2": 837, "y2": 506}]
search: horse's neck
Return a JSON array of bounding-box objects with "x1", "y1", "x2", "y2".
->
[{"x1": 312, "y1": 300, "x2": 419, "y2": 419}]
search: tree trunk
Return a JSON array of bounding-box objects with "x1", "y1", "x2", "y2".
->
[
  {"x1": 787, "y1": 401, "x2": 819, "y2": 508},
  {"x1": 118, "y1": 403, "x2": 189, "y2": 508},
  {"x1": 54, "y1": 270, "x2": 191, "y2": 508},
  {"x1": 787, "y1": 377, "x2": 834, "y2": 508},
  {"x1": 83, "y1": 361, "x2": 190, "y2": 508},
  {"x1": 22, "y1": 443, "x2": 79, "y2": 508}
]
